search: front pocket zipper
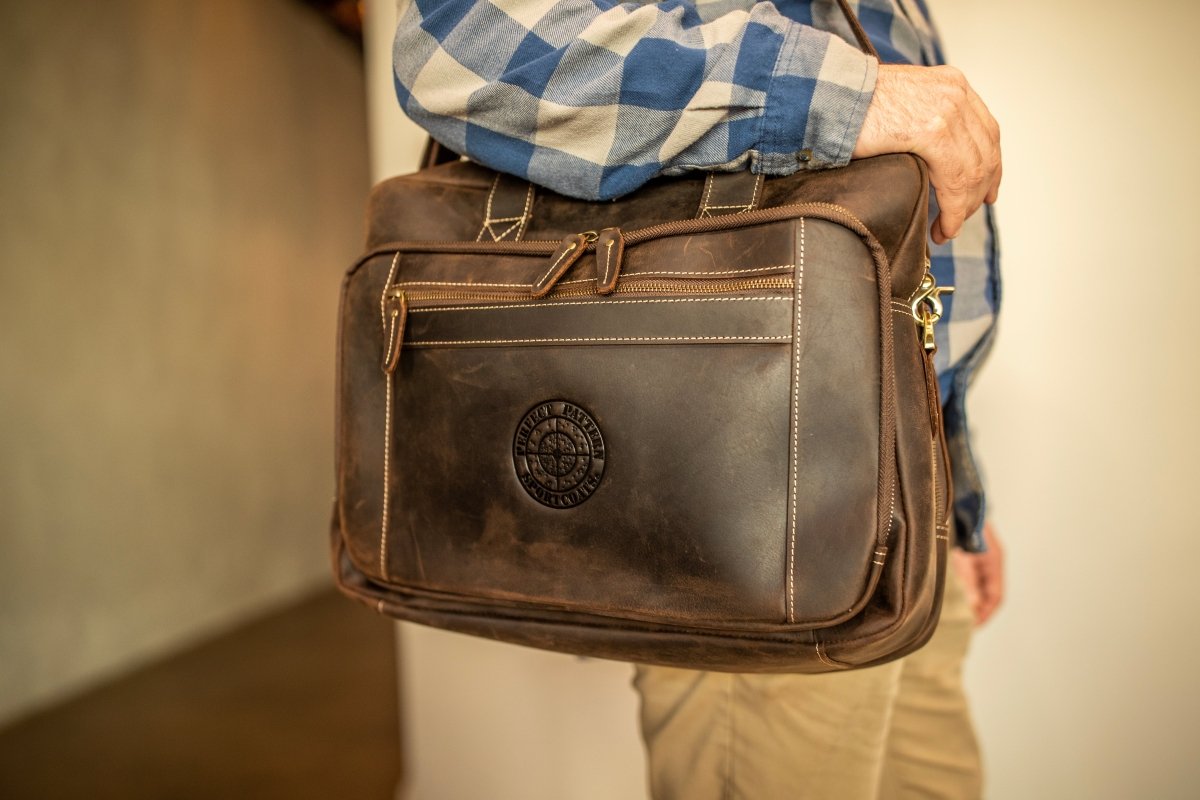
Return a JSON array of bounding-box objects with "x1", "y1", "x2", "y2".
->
[
  {"x1": 381, "y1": 274, "x2": 794, "y2": 374},
  {"x1": 386, "y1": 274, "x2": 794, "y2": 306}
]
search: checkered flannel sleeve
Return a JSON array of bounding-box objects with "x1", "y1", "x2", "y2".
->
[{"x1": 394, "y1": 0, "x2": 878, "y2": 200}]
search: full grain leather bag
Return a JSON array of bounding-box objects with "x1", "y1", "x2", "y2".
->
[{"x1": 332, "y1": 2, "x2": 954, "y2": 673}]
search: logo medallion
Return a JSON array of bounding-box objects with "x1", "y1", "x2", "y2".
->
[{"x1": 513, "y1": 401, "x2": 606, "y2": 508}]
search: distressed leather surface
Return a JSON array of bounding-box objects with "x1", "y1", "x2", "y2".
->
[{"x1": 333, "y1": 154, "x2": 952, "y2": 672}]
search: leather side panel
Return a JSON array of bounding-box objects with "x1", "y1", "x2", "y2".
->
[
  {"x1": 819, "y1": 308, "x2": 941, "y2": 663},
  {"x1": 786, "y1": 221, "x2": 882, "y2": 622}
]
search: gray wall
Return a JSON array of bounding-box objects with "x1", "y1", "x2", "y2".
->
[{"x1": 0, "y1": 0, "x2": 369, "y2": 724}]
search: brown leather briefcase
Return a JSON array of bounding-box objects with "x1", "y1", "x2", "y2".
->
[{"x1": 331, "y1": 151, "x2": 955, "y2": 673}]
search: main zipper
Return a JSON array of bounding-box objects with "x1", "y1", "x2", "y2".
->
[{"x1": 362, "y1": 201, "x2": 873, "y2": 261}]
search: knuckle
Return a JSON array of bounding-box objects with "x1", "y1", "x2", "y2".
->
[{"x1": 938, "y1": 64, "x2": 965, "y2": 83}]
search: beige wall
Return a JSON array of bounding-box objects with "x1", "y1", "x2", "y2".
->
[
  {"x1": 931, "y1": 0, "x2": 1200, "y2": 796},
  {"x1": 0, "y1": 1, "x2": 369, "y2": 724},
  {"x1": 369, "y1": 0, "x2": 1200, "y2": 797}
]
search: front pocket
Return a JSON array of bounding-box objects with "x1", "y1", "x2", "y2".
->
[{"x1": 380, "y1": 334, "x2": 797, "y2": 624}]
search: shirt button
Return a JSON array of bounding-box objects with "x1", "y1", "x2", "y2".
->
[{"x1": 796, "y1": 149, "x2": 812, "y2": 163}]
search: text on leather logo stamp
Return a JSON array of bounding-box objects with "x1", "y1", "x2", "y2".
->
[{"x1": 513, "y1": 401, "x2": 605, "y2": 508}]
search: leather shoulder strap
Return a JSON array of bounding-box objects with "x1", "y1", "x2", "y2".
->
[{"x1": 834, "y1": 0, "x2": 881, "y2": 59}]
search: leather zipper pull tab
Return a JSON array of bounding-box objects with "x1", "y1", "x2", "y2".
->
[
  {"x1": 595, "y1": 227, "x2": 624, "y2": 295},
  {"x1": 533, "y1": 232, "x2": 592, "y2": 298},
  {"x1": 382, "y1": 291, "x2": 407, "y2": 374},
  {"x1": 920, "y1": 330, "x2": 941, "y2": 435}
]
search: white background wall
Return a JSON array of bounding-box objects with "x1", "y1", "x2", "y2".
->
[
  {"x1": 932, "y1": 0, "x2": 1200, "y2": 797},
  {"x1": 0, "y1": 1, "x2": 369, "y2": 725},
  {"x1": 366, "y1": 0, "x2": 1200, "y2": 797}
]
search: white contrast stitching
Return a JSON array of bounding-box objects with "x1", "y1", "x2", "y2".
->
[
  {"x1": 815, "y1": 641, "x2": 838, "y2": 668},
  {"x1": 389, "y1": 264, "x2": 795, "y2": 292},
  {"x1": 477, "y1": 177, "x2": 534, "y2": 241},
  {"x1": 601, "y1": 238, "x2": 614, "y2": 288},
  {"x1": 382, "y1": 308, "x2": 401, "y2": 368},
  {"x1": 515, "y1": 182, "x2": 534, "y2": 240},
  {"x1": 619, "y1": 264, "x2": 793, "y2": 278},
  {"x1": 377, "y1": 252, "x2": 403, "y2": 580},
  {"x1": 406, "y1": 334, "x2": 792, "y2": 346},
  {"x1": 392, "y1": 280, "x2": 530, "y2": 289},
  {"x1": 699, "y1": 173, "x2": 715, "y2": 217},
  {"x1": 476, "y1": 174, "x2": 501, "y2": 242},
  {"x1": 380, "y1": 373, "x2": 393, "y2": 579},
  {"x1": 906, "y1": 277, "x2": 927, "y2": 306},
  {"x1": 699, "y1": 172, "x2": 763, "y2": 217},
  {"x1": 787, "y1": 219, "x2": 805, "y2": 623},
  {"x1": 536, "y1": 240, "x2": 578, "y2": 288},
  {"x1": 491, "y1": 218, "x2": 522, "y2": 242},
  {"x1": 380, "y1": 253, "x2": 401, "y2": 333},
  {"x1": 409, "y1": 296, "x2": 790, "y2": 314},
  {"x1": 931, "y1": 436, "x2": 940, "y2": 540}
]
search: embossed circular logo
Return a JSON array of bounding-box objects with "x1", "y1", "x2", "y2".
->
[{"x1": 513, "y1": 401, "x2": 606, "y2": 508}]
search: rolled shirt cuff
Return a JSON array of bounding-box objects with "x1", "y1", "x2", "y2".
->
[{"x1": 753, "y1": 25, "x2": 877, "y2": 174}]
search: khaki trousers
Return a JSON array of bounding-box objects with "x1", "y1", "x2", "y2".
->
[{"x1": 632, "y1": 565, "x2": 982, "y2": 799}]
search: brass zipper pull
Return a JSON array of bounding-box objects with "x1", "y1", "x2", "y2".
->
[
  {"x1": 594, "y1": 228, "x2": 624, "y2": 295},
  {"x1": 533, "y1": 231, "x2": 594, "y2": 298},
  {"x1": 382, "y1": 291, "x2": 407, "y2": 374},
  {"x1": 910, "y1": 261, "x2": 953, "y2": 435},
  {"x1": 909, "y1": 262, "x2": 954, "y2": 353}
]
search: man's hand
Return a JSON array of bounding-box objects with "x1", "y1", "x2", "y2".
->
[
  {"x1": 951, "y1": 521, "x2": 1005, "y2": 627},
  {"x1": 853, "y1": 64, "x2": 1002, "y2": 245}
]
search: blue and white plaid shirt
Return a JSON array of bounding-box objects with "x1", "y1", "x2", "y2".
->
[{"x1": 393, "y1": 0, "x2": 1000, "y2": 550}]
